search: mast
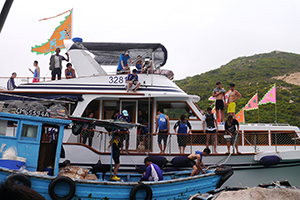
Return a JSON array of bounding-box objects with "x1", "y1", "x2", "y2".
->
[{"x1": 0, "y1": 0, "x2": 14, "y2": 33}]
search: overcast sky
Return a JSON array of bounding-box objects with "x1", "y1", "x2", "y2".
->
[{"x1": 0, "y1": 0, "x2": 300, "y2": 84}]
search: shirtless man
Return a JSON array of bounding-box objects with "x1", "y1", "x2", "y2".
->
[
  {"x1": 227, "y1": 83, "x2": 242, "y2": 118},
  {"x1": 186, "y1": 148, "x2": 211, "y2": 176},
  {"x1": 213, "y1": 81, "x2": 226, "y2": 122}
]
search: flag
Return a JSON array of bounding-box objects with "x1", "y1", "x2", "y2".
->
[
  {"x1": 236, "y1": 108, "x2": 245, "y2": 123},
  {"x1": 244, "y1": 93, "x2": 258, "y2": 110},
  {"x1": 259, "y1": 84, "x2": 276, "y2": 105},
  {"x1": 31, "y1": 9, "x2": 72, "y2": 55},
  {"x1": 212, "y1": 107, "x2": 215, "y2": 114},
  {"x1": 208, "y1": 96, "x2": 216, "y2": 101}
]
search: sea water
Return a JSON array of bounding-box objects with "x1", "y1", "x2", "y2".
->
[{"x1": 223, "y1": 165, "x2": 300, "y2": 187}]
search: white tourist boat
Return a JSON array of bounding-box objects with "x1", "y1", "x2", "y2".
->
[{"x1": 1, "y1": 39, "x2": 300, "y2": 186}]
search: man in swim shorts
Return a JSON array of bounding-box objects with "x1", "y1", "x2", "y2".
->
[
  {"x1": 213, "y1": 81, "x2": 226, "y2": 122},
  {"x1": 227, "y1": 83, "x2": 242, "y2": 118}
]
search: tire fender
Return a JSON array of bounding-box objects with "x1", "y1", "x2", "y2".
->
[
  {"x1": 130, "y1": 183, "x2": 152, "y2": 200},
  {"x1": 6, "y1": 173, "x2": 31, "y2": 188},
  {"x1": 48, "y1": 176, "x2": 76, "y2": 200}
]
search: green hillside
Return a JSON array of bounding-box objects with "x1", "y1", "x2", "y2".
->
[{"x1": 176, "y1": 51, "x2": 300, "y2": 126}]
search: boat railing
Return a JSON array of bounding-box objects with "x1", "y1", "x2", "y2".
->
[{"x1": 70, "y1": 128, "x2": 300, "y2": 155}]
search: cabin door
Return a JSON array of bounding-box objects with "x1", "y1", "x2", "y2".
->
[{"x1": 120, "y1": 100, "x2": 137, "y2": 150}]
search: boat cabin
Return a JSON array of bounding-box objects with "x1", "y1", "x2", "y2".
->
[{"x1": 0, "y1": 112, "x2": 71, "y2": 175}]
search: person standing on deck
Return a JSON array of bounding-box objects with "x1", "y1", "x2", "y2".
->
[
  {"x1": 111, "y1": 132, "x2": 122, "y2": 181},
  {"x1": 224, "y1": 115, "x2": 241, "y2": 154},
  {"x1": 82, "y1": 112, "x2": 96, "y2": 147},
  {"x1": 203, "y1": 107, "x2": 219, "y2": 153},
  {"x1": 7, "y1": 72, "x2": 17, "y2": 90},
  {"x1": 117, "y1": 51, "x2": 133, "y2": 74},
  {"x1": 154, "y1": 108, "x2": 170, "y2": 154},
  {"x1": 186, "y1": 148, "x2": 211, "y2": 176},
  {"x1": 174, "y1": 114, "x2": 192, "y2": 154},
  {"x1": 28, "y1": 60, "x2": 40, "y2": 83},
  {"x1": 227, "y1": 83, "x2": 242, "y2": 118},
  {"x1": 213, "y1": 81, "x2": 226, "y2": 122},
  {"x1": 140, "y1": 157, "x2": 163, "y2": 181},
  {"x1": 49, "y1": 47, "x2": 69, "y2": 80},
  {"x1": 116, "y1": 110, "x2": 131, "y2": 152}
]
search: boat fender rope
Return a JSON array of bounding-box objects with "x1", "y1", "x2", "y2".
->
[
  {"x1": 48, "y1": 176, "x2": 76, "y2": 200},
  {"x1": 5, "y1": 173, "x2": 31, "y2": 188},
  {"x1": 130, "y1": 183, "x2": 152, "y2": 200}
]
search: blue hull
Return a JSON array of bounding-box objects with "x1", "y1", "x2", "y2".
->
[{"x1": 0, "y1": 168, "x2": 223, "y2": 200}]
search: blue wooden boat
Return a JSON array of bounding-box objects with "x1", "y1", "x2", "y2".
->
[{"x1": 0, "y1": 112, "x2": 232, "y2": 200}]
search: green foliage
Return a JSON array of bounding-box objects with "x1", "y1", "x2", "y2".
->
[{"x1": 176, "y1": 51, "x2": 300, "y2": 126}]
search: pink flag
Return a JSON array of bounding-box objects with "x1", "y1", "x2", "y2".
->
[
  {"x1": 208, "y1": 96, "x2": 216, "y2": 101},
  {"x1": 259, "y1": 84, "x2": 276, "y2": 105},
  {"x1": 244, "y1": 93, "x2": 258, "y2": 111}
]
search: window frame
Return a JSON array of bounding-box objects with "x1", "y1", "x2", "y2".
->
[{"x1": 156, "y1": 101, "x2": 200, "y2": 120}]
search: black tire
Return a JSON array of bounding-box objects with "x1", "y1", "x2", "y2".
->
[
  {"x1": 48, "y1": 176, "x2": 76, "y2": 200},
  {"x1": 5, "y1": 173, "x2": 31, "y2": 188},
  {"x1": 130, "y1": 183, "x2": 152, "y2": 200}
]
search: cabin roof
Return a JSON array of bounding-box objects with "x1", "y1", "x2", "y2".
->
[{"x1": 0, "y1": 112, "x2": 71, "y2": 125}]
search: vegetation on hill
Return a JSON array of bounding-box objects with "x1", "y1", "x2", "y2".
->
[{"x1": 176, "y1": 51, "x2": 300, "y2": 126}]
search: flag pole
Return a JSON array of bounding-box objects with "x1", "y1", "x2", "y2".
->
[
  {"x1": 257, "y1": 90, "x2": 259, "y2": 123},
  {"x1": 275, "y1": 84, "x2": 277, "y2": 123}
]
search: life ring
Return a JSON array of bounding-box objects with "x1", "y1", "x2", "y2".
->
[
  {"x1": 5, "y1": 173, "x2": 31, "y2": 188},
  {"x1": 48, "y1": 176, "x2": 76, "y2": 200},
  {"x1": 130, "y1": 183, "x2": 152, "y2": 200}
]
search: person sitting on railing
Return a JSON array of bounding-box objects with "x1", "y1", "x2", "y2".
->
[
  {"x1": 125, "y1": 69, "x2": 141, "y2": 93},
  {"x1": 65, "y1": 63, "x2": 76, "y2": 79},
  {"x1": 28, "y1": 60, "x2": 40, "y2": 82},
  {"x1": 224, "y1": 115, "x2": 241, "y2": 154},
  {"x1": 117, "y1": 51, "x2": 133, "y2": 74},
  {"x1": 135, "y1": 55, "x2": 143, "y2": 74},
  {"x1": 140, "y1": 157, "x2": 163, "y2": 181},
  {"x1": 7, "y1": 72, "x2": 17, "y2": 90},
  {"x1": 203, "y1": 107, "x2": 219, "y2": 154},
  {"x1": 187, "y1": 148, "x2": 211, "y2": 176},
  {"x1": 174, "y1": 114, "x2": 192, "y2": 154},
  {"x1": 142, "y1": 57, "x2": 153, "y2": 74}
]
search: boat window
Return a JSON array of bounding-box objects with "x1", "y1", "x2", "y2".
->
[
  {"x1": 244, "y1": 131, "x2": 269, "y2": 145},
  {"x1": 121, "y1": 101, "x2": 136, "y2": 123},
  {"x1": 0, "y1": 120, "x2": 18, "y2": 137},
  {"x1": 157, "y1": 102, "x2": 198, "y2": 120},
  {"x1": 21, "y1": 124, "x2": 38, "y2": 141},
  {"x1": 103, "y1": 101, "x2": 120, "y2": 120},
  {"x1": 271, "y1": 131, "x2": 297, "y2": 145},
  {"x1": 83, "y1": 100, "x2": 100, "y2": 119}
]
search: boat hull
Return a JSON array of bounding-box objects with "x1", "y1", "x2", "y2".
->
[{"x1": 0, "y1": 168, "x2": 225, "y2": 200}]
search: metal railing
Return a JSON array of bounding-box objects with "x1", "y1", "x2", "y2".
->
[{"x1": 71, "y1": 130, "x2": 300, "y2": 155}]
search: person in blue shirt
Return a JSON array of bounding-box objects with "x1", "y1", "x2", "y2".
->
[
  {"x1": 125, "y1": 69, "x2": 141, "y2": 92},
  {"x1": 174, "y1": 114, "x2": 192, "y2": 154},
  {"x1": 117, "y1": 110, "x2": 131, "y2": 152},
  {"x1": 65, "y1": 63, "x2": 76, "y2": 79},
  {"x1": 187, "y1": 148, "x2": 211, "y2": 176},
  {"x1": 28, "y1": 60, "x2": 40, "y2": 82},
  {"x1": 154, "y1": 108, "x2": 170, "y2": 154},
  {"x1": 140, "y1": 157, "x2": 163, "y2": 181},
  {"x1": 117, "y1": 51, "x2": 133, "y2": 74},
  {"x1": 135, "y1": 55, "x2": 143, "y2": 74}
]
